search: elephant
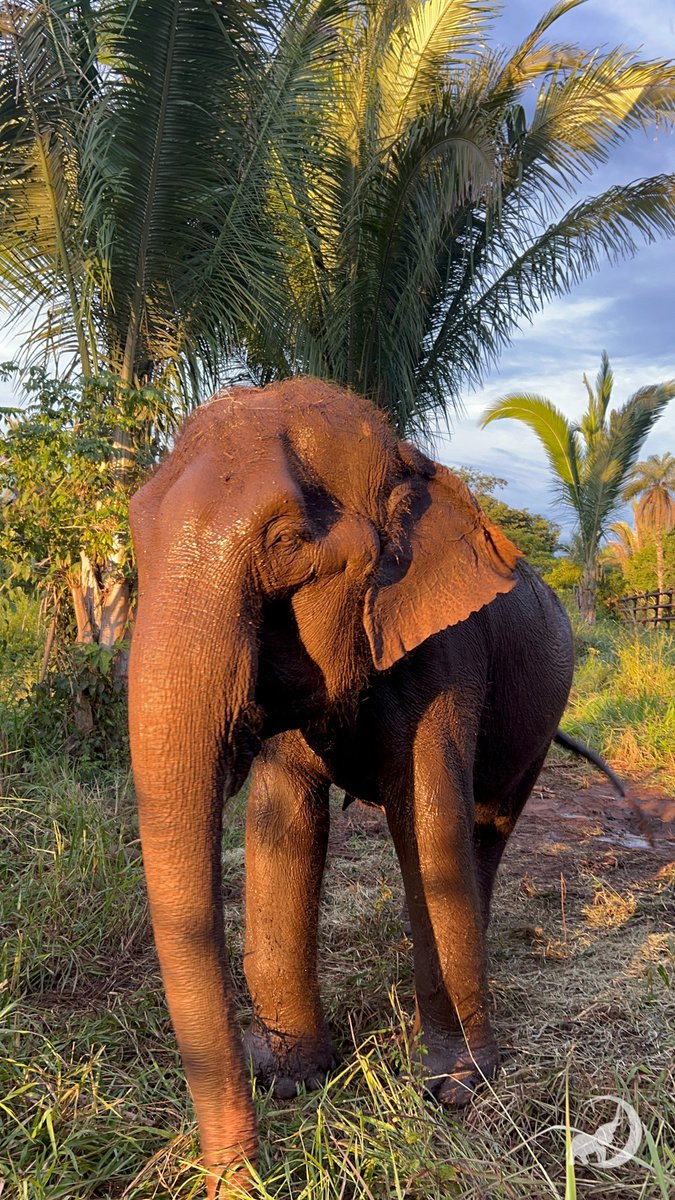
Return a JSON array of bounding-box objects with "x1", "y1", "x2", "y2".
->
[{"x1": 128, "y1": 377, "x2": 576, "y2": 1196}]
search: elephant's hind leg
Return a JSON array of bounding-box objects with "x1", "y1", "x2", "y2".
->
[
  {"x1": 473, "y1": 750, "x2": 548, "y2": 930},
  {"x1": 243, "y1": 731, "x2": 336, "y2": 1098},
  {"x1": 385, "y1": 717, "x2": 499, "y2": 1109}
]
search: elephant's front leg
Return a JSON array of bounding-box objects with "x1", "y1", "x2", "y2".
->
[
  {"x1": 243, "y1": 732, "x2": 336, "y2": 1097},
  {"x1": 386, "y1": 735, "x2": 498, "y2": 1107}
]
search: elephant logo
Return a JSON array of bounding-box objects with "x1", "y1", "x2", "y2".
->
[{"x1": 571, "y1": 1096, "x2": 642, "y2": 1168}]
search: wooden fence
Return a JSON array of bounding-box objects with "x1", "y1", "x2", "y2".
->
[{"x1": 611, "y1": 590, "x2": 675, "y2": 629}]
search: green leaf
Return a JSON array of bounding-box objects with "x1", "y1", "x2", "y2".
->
[{"x1": 481, "y1": 393, "x2": 581, "y2": 503}]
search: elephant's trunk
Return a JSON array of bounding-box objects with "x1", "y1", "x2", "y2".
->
[{"x1": 128, "y1": 573, "x2": 259, "y2": 1193}]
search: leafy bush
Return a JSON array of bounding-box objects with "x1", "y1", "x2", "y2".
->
[
  {"x1": 0, "y1": 366, "x2": 171, "y2": 611},
  {"x1": 544, "y1": 558, "x2": 581, "y2": 591},
  {"x1": 621, "y1": 530, "x2": 675, "y2": 594},
  {"x1": 0, "y1": 592, "x2": 129, "y2": 777},
  {"x1": 1, "y1": 648, "x2": 129, "y2": 779},
  {"x1": 0, "y1": 590, "x2": 41, "y2": 691}
]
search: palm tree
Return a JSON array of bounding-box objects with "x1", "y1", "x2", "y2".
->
[
  {"x1": 0, "y1": 0, "x2": 330, "y2": 642},
  {"x1": 623, "y1": 453, "x2": 675, "y2": 592},
  {"x1": 604, "y1": 503, "x2": 646, "y2": 570},
  {"x1": 256, "y1": 0, "x2": 675, "y2": 434},
  {"x1": 481, "y1": 353, "x2": 675, "y2": 621}
]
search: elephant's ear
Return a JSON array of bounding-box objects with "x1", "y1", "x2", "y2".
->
[{"x1": 364, "y1": 443, "x2": 522, "y2": 671}]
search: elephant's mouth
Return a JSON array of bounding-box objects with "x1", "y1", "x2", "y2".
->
[
  {"x1": 254, "y1": 594, "x2": 368, "y2": 741},
  {"x1": 255, "y1": 597, "x2": 330, "y2": 732}
]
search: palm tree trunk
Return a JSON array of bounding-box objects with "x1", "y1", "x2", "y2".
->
[
  {"x1": 578, "y1": 563, "x2": 597, "y2": 624},
  {"x1": 98, "y1": 419, "x2": 136, "y2": 654}
]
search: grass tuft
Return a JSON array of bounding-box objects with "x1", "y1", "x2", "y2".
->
[{"x1": 564, "y1": 618, "x2": 675, "y2": 783}]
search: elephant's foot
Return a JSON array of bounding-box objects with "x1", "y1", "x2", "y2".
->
[
  {"x1": 203, "y1": 1130, "x2": 258, "y2": 1199},
  {"x1": 206, "y1": 1160, "x2": 255, "y2": 1200},
  {"x1": 413, "y1": 1028, "x2": 499, "y2": 1108},
  {"x1": 244, "y1": 1020, "x2": 337, "y2": 1099}
]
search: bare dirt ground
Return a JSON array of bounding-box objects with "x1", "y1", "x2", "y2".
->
[{"x1": 333, "y1": 760, "x2": 675, "y2": 892}]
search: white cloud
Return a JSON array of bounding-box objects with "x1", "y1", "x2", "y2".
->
[{"x1": 506, "y1": 295, "x2": 614, "y2": 340}]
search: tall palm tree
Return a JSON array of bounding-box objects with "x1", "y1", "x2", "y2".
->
[
  {"x1": 256, "y1": 0, "x2": 675, "y2": 434},
  {"x1": 0, "y1": 0, "x2": 332, "y2": 642},
  {"x1": 481, "y1": 353, "x2": 675, "y2": 621},
  {"x1": 623, "y1": 453, "x2": 675, "y2": 592}
]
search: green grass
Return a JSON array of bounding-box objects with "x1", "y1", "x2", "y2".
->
[
  {"x1": 1, "y1": 750, "x2": 673, "y2": 1199},
  {"x1": 1, "y1": 601, "x2": 673, "y2": 1197}
]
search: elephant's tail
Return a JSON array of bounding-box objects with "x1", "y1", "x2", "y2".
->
[
  {"x1": 554, "y1": 729, "x2": 625, "y2": 797},
  {"x1": 554, "y1": 729, "x2": 655, "y2": 847}
]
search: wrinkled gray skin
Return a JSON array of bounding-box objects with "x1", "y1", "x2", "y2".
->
[{"x1": 128, "y1": 379, "x2": 574, "y2": 1196}]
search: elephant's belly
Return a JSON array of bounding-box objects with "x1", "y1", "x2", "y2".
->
[{"x1": 300, "y1": 720, "x2": 385, "y2": 807}]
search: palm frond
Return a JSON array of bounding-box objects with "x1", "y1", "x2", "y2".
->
[
  {"x1": 0, "y1": 2, "x2": 98, "y2": 374},
  {"x1": 419, "y1": 175, "x2": 675, "y2": 408},
  {"x1": 494, "y1": 0, "x2": 587, "y2": 98},
  {"x1": 172, "y1": 0, "x2": 350, "y2": 395},
  {"x1": 378, "y1": 0, "x2": 492, "y2": 140},
  {"x1": 623, "y1": 452, "x2": 675, "y2": 499},
  {"x1": 517, "y1": 48, "x2": 675, "y2": 208},
  {"x1": 595, "y1": 349, "x2": 614, "y2": 417},
  {"x1": 82, "y1": 0, "x2": 268, "y2": 383},
  {"x1": 604, "y1": 519, "x2": 639, "y2": 567},
  {"x1": 481, "y1": 393, "x2": 581, "y2": 506},
  {"x1": 579, "y1": 348, "x2": 613, "y2": 447}
]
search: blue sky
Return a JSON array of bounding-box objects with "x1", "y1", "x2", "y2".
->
[
  {"x1": 433, "y1": 0, "x2": 675, "y2": 530},
  {"x1": 1, "y1": 1, "x2": 674, "y2": 534}
]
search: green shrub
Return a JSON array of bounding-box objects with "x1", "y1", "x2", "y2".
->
[
  {"x1": 0, "y1": 590, "x2": 41, "y2": 692},
  {"x1": 622, "y1": 530, "x2": 675, "y2": 594},
  {"x1": 0, "y1": 592, "x2": 129, "y2": 779}
]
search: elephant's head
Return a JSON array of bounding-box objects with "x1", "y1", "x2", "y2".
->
[{"x1": 127, "y1": 378, "x2": 520, "y2": 1192}]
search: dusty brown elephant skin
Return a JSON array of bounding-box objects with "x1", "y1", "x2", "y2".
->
[{"x1": 128, "y1": 379, "x2": 574, "y2": 1195}]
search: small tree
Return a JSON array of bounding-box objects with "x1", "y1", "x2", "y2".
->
[
  {"x1": 622, "y1": 532, "x2": 675, "y2": 595},
  {"x1": 481, "y1": 354, "x2": 675, "y2": 621},
  {"x1": 0, "y1": 368, "x2": 173, "y2": 655}
]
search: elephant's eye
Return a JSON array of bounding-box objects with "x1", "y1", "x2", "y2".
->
[
  {"x1": 266, "y1": 524, "x2": 307, "y2": 552},
  {"x1": 260, "y1": 520, "x2": 313, "y2": 594}
]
